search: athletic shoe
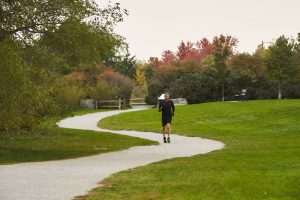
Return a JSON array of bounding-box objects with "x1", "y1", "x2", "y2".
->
[
  {"x1": 163, "y1": 137, "x2": 167, "y2": 143},
  {"x1": 167, "y1": 137, "x2": 170, "y2": 143}
]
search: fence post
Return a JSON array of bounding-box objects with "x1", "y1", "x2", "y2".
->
[
  {"x1": 95, "y1": 99, "x2": 98, "y2": 110},
  {"x1": 118, "y1": 98, "x2": 121, "y2": 110}
]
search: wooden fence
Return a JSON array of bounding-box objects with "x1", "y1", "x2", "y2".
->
[
  {"x1": 94, "y1": 98, "x2": 146, "y2": 110},
  {"x1": 130, "y1": 98, "x2": 146, "y2": 105},
  {"x1": 95, "y1": 98, "x2": 125, "y2": 110}
]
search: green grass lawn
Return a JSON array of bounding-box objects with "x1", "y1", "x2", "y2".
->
[
  {"x1": 83, "y1": 100, "x2": 300, "y2": 200},
  {"x1": 0, "y1": 109, "x2": 156, "y2": 165}
]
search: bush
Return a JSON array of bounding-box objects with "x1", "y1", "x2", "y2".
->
[
  {"x1": 101, "y1": 70, "x2": 134, "y2": 102},
  {"x1": 283, "y1": 81, "x2": 300, "y2": 98},
  {"x1": 55, "y1": 82, "x2": 86, "y2": 112},
  {"x1": 178, "y1": 68, "x2": 219, "y2": 104},
  {"x1": 146, "y1": 61, "x2": 219, "y2": 104},
  {"x1": 86, "y1": 79, "x2": 118, "y2": 100},
  {"x1": 0, "y1": 40, "x2": 40, "y2": 131}
]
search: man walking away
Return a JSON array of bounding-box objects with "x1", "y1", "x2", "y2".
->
[{"x1": 158, "y1": 93, "x2": 175, "y2": 143}]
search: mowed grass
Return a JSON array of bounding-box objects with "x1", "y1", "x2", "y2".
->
[
  {"x1": 84, "y1": 100, "x2": 300, "y2": 200},
  {"x1": 0, "y1": 109, "x2": 157, "y2": 165}
]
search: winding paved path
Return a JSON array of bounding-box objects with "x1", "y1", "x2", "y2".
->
[{"x1": 0, "y1": 106, "x2": 224, "y2": 200}]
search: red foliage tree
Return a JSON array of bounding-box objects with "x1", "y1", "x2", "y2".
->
[
  {"x1": 152, "y1": 36, "x2": 231, "y2": 69},
  {"x1": 196, "y1": 38, "x2": 214, "y2": 58},
  {"x1": 161, "y1": 50, "x2": 176, "y2": 63},
  {"x1": 99, "y1": 69, "x2": 115, "y2": 79},
  {"x1": 176, "y1": 41, "x2": 199, "y2": 60}
]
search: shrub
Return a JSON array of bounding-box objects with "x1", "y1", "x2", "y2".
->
[
  {"x1": 100, "y1": 69, "x2": 134, "y2": 102},
  {"x1": 0, "y1": 40, "x2": 40, "y2": 131},
  {"x1": 55, "y1": 82, "x2": 86, "y2": 112},
  {"x1": 86, "y1": 79, "x2": 118, "y2": 100}
]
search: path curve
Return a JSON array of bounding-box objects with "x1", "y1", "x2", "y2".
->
[{"x1": 0, "y1": 106, "x2": 224, "y2": 200}]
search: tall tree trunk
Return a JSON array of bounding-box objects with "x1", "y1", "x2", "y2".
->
[
  {"x1": 221, "y1": 70, "x2": 225, "y2": 101},
  {"x1": 278, "y1": 80, "x2": 282, "y2": 99},
  {"x1": 222, "y1": 81, "x2": 225, "y2": 101}
]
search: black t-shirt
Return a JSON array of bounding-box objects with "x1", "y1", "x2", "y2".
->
[{"x1": 159, "y1": 100, "x2": 175, "y2": 116}]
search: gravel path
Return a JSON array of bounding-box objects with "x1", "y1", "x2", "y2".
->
[{"x1": 0, "y1": 106, "x2": 224, "y2": 200}]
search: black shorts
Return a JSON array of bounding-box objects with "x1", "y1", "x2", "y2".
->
[{"x1": 162, "y1": 115, "x2": 172, "y2": 126}]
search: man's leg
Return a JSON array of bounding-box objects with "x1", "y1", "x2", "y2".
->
[
  {"x1": 166, "y1": 123, "x2": 171, "y2": 143},
  {"x1": 162, "y1": 125, "x2": 167, "y2": 143}
]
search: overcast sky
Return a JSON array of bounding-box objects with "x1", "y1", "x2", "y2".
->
[{"x1": 97, "y1": 0, "x2": 300, "y2": 61}]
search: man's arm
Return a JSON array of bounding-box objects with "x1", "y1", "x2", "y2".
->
[
  {"x1": 171, "y1": 101, "x2": 175, "y2": 116},
  {"x1": 158, "y1": 101, "x2": 163, "y2": 112}
]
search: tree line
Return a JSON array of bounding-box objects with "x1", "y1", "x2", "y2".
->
[{"x1": 142, "y1": 34, "x2": 300, "y2": 104}]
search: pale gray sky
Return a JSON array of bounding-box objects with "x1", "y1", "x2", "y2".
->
[{"x1": 98, "y1": 0, "x2": 300, "y2": 60}]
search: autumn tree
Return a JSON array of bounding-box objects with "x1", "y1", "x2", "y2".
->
[
  {"x1": 176, "y1": 41, "x2": 198, "y2": 60},
  {"x1": 101, "y1": 69, "x2": 134, "y2": 102},
  {"x1": 130, "y1": 62, "x2": 148, "y2": 98},
  {"x1": 265, "y1": 35, "x2": 295, "y2": 99},
  {"x1": 149, "y1": 57, "x2": 161, "y2": 68},
  {"x1": 196, "y1": 38, "x2": 214, "y2": 58},
  {"x1": 135, "y1": 63, "x2": 147, "y2": 89},
  {"x1": 161, "y1": 50, "x2": 176, "y2": 63},
  {"x1": 212, "y1": 34, "x2": 238, "y2": 101}
]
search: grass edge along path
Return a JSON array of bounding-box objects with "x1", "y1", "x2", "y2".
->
[
  {"x1": 0, "y1": 108, "x2": 157, "y2": 165},
  {"x1": 82, "y1": 100, "x2": 300, "y2": 200}
]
